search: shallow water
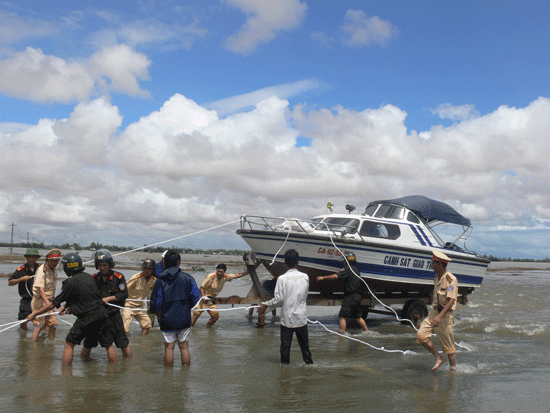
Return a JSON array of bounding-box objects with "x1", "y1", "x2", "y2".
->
[{"x1": 1, "y1": 263, "x2": 549, "y2": 412}]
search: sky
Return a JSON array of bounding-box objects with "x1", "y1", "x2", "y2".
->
[{"x1": 1, "y1": 0, "x2": 549, "y2": 259}]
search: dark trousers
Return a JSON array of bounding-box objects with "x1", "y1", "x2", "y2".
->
[{"x1": 280, "y1": 324, "x2": 313, "y2": 365}]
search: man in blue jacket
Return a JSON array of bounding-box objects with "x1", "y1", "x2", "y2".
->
[{"x1": 149, "y1": 249, "x2": 200, "y2": 367}]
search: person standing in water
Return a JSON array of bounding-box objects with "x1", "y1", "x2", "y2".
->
[
  {"x1": 30, "y1": 249, "x2": 61, "y2": 341},
  {"x1": 27, "y1": 253, "x2": 116, "y2": 365},
  {"x1": 316, "y1": 251, "x2": 368, "y2": 334},
  {"x1": 9, "y1": 248, "x2": 40, "y2": 331},
  {"x1": 259, "y1": 249, "x2": 313, "y2": 365},
  {"x1": 149, "y1": 250, "x2": 200, "y2": 367},
  {"x1": 416, "y1": 249, "x2": 458, "y2": 372}
]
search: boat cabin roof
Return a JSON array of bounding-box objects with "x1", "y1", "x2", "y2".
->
[{"x1": 365, "y1": 195, "x2": 471, "y2": 227}]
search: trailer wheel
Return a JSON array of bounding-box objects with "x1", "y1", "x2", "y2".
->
[{"x1": 404, "y1": 299, "x2": 428, "y2": 329}]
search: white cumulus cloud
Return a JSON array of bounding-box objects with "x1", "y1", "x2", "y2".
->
[
  {"x1": 224, "y1": 0, "x2": 307, "y2": 54},
  {"x1": 340, "y1": 9, "x2": 397, "y2": 47},
  {"x1": 0, "y1": 45, "x2": 151, "y2": 103}
]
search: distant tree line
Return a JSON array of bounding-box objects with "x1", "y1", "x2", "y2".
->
[
  {"x1": 0, "y1": 241, "x2": 250, "y2": 256},
  {"x1": 480, "y1": 254, "x2": 550, "y2": 262}
]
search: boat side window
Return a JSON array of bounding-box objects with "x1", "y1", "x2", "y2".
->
[
  {"x1": 406, "y1": 212, "x2": 420, "y2": 223},
  {"x1": 317, "y1": 218, "x2": 359, "y2": 234},
  {"x1": 363, "y1": 205, "x2": 378, "y2": 216},
  {"x1": 374, "y1": 205, "x2": 405, "y2": 220},
  {"x1": 359, "y1": 220, "x2": 401, "y2": 239}
]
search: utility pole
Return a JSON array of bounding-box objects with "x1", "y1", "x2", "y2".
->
[
  {"x1": 10, "y1": 222, "x2": 16, "y2": 261},
  {"x1": 27, "y1": 232, "x2": 30, "y2": 245}
]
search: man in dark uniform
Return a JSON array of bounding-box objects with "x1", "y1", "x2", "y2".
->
[
  {"x1": 81, "y1": 249, "x2": 132, "y2": 360},
  {"x1": 9, "y1": 248, "x2": 40, "y2": 331},
  {"x1": 26, "y1": 253, "x2": 116, "y2": 365},
  {"x1": 316, "y1": 251, "x2": 369, "y2": 334}
]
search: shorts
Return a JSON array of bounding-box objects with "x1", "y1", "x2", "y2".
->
[
  {"x1": 18, "y1": 297, "x2": 32, "y2": 320},
  {"x1": 84, "y1": 311, "x2": 129, "y2": 349},
  {"x1": 162, "y1": 328, "x2": 191, "y2": 343},
  {"x1": 66, "y1": 307, "x2": 113, "y2": 348},
  {"x1": 338, "y1": 293, "x2": 363, "y2": 319}
]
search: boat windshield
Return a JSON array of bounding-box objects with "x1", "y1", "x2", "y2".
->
[
  {"x1": 364, "y1": 204, "x2": 378, "y2": 216},
  {"x1": 316, "y1": 217, "x2": 359, "y2": 233},
  {"x1": 374, "y1": 205, "x2": 405, "y2": 220}
]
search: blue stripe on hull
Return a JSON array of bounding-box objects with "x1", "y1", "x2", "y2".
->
[
  {"x1": 242, "y1": 233, "x2": 488, "y2": 270},
  {"x1": 242, "y1": 234, "x2": 485, "y2": 286}
]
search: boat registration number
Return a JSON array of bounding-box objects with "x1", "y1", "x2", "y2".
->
[{"x1": 317, "y1": 247, "x2": 342, "y2": 256}]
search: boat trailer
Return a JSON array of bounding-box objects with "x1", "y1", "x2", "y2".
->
[{"x1": 213, "y1": 253, "x2": 437, "y2": 328}]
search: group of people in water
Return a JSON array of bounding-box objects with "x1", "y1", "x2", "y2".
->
[{"x1": 8, "y1": 246, "x2": 459, "y2": 371}]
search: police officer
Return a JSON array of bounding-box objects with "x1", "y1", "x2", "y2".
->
[
  {"x1": 27, "y1": 253, "x2": 117, "y2": 365},
  {"x1": 416, "y1": 249, "x2": 458, "y2": 372},
  {"x1": 316, "y1": 251, "x2": 369, "y2": 334},
  {"x1": 81, "y1": 249, "x2": 132, "y2": 360},
  {"x1": 122, "y1": 258, "x2": 157, "y2": 335},
  {"x1": 9, "y1": 248, "x2": 40, "y2": 331}
]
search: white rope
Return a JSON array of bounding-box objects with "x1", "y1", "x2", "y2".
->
[
  {"x1": 269, "y1": 227, "x2": 292, "y2": 265},
  {"x1": 83, "y1": 219, "x2": 242, "y2": 265},
  {"x1": 25, "y1": 275, "x2": 35, "y2": 298},
  {"x1": 0, "y1": 320, "x2": 26, "y2": 329},
  {"x1": 0, "y1": 311, "x2": 60, "y2": 334},
  {"x1": 107, "y1": 303, "x2": 149, "y2": 312},
  {"x1": 58, "y1": 318, "x2": 74, "y2": 326},
  {"x1": 320, "y1": 225, "x2": 419, "y2": 330},
  {"x1": 307, "y1": 318, "x2": 416, "y2": 355},
  {"x1": 191, "y1": 296, "x2": 260, "y2": 313},
  {"x1": 318, "y1": 223, "x2": 470, "y2": 351}
]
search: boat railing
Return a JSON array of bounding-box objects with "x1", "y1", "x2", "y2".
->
[{"x1": 240, "y1": 215, "x2": 367, "y2": 241}]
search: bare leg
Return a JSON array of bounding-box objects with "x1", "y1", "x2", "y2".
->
[
  {"x1": 179, "y1": 341, "x2": 190, "y2": 366},
  {"x1": 81, "y1": 347, "x2": 92, "y2": 361},
  {"x1": 355, "y1": 317, "x2": 369, "y2": 332},
  {"x1": 190, "y1": 313, "x2": 200, "y2": 327},
  {"x1": 121, "y1": 346, "x2": 133, "y2": 357},
  {"x1": 48, "y1": 326, "x2": 56, "y2": 339},
  {"x1": 141, "y1": 327, "x2": 150, "y2": 335},
  {"x1": 422, "y1": 340, "x2": 446, "y2": 371},
  {"x1": 31, "y1": 325, "x2": 45, "y2": 342},
  {"x1": 164, "y1": 342, "x2": 175, "y2": 367},
  {"x1": 256, "y1": 309, "x2": 266, "y2": 327},
  {"x1": 62, "y1": 342, "x2": 76, "y2": 365},
  {"x1": 448, "y1": 353, "x2": 457, "y2": 371},
  {"x1": 206, "y1": 312, "x2": 219, "y2": 327},
  {"x1": 20, "y1": 321, "x2": 28, "y2": 331},
  {"x1": 338, "y1": 318, "x2": 347, "y2": 334},
  {"x1": 106, "y1": 345, "x2": 117, "y2": 363}
]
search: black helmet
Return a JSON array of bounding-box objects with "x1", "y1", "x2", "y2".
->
[
  {"x1": 142, "y1": 258, "x2": 156, "y2": 270},
  {"x1": 344, "y1": 251, "x2": 357, "y2": 265},
  {"x1": 61, "y1": 253, "x2": 85, "y2": 275},
  {"x1": 94, "y1": 248, "x2": 115, "y2": 269}
]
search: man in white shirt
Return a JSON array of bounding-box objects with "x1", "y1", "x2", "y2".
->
[{"x1": 259, "y1": 249, "x2": 313, "y2": 365}]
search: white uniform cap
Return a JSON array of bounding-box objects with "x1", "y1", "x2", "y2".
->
[{"x1": 432, "y1": 249, "x2": 452, "y2": 262}]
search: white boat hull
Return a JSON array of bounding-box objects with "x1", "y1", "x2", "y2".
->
[{"x1": 237, "y1": 229, "x2": 487, "y2": 296}]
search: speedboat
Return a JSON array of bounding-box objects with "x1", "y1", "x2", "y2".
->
[{"x1": 237, "y1": 195, "x2": 488, "y2": 323}]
